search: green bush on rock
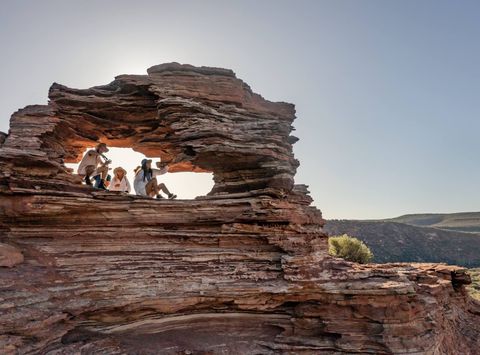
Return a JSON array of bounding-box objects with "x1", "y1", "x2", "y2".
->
[
  {"x1": 328, "y1": 234, "x2": 373, "y2": 264},
  {"x1": 467, "y1": 268, "x2": 480, "y2": 300}
]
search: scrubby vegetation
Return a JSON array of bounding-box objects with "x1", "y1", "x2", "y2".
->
[
  {"x1": 467, "y1": 268, "x2": 480, "y2": 300},
  {"x1": 328, "y1": 234, "x2": 373, "y2": 264},
  {"x1": 325, "y1": 220, "x2": 480, "y2": 267}
]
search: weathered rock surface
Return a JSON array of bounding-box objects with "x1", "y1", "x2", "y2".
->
[
  {"x1": 0, "y1": 63, "x2": 479, "y2": 354},
  {"x1": 0, "y1": 243, "x2": 24, "y2": 267},
  {"x1": 0, "y1": 131, "x2": 6, "y2": 145}
]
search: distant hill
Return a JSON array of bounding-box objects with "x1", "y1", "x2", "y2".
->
[
  {"x1": 325, "y1": 219, "x2": 480, "y2": 267},
  {"x1": 388, "y1": 212, "x2": 480, "y2": 233}
]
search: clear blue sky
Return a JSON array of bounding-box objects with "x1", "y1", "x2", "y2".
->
[{"x1": 1, "y1": 0, "x2": 479, "y2": 219}]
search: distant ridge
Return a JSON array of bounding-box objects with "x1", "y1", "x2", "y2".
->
[
  {"x1": 388, "y1": 212, "x2": 480, "y2": 233},
  {"x1": 325, "y1": 212, "x2": 480, "y2": 267}
]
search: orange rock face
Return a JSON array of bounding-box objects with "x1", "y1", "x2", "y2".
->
[{"x1": 0, "y1": 63, "x2": 479, "y2": 354}]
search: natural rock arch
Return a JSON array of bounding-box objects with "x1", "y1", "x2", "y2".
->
[
  {"x1": 3, "y1": 62, "x2": 298, "y2": 196},
  {"x1": 0, "y1": 63, "x2": 479, "y2": 354}
]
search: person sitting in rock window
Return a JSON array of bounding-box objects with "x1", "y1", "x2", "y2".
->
[
  {"x1": 92, "y1": 173, "x2": 111, "y2": 189},
  {"x1": 133, "y1": 159, "x2": 177, "y2": 199},
  {"x1": 109, "y1": 167, "x2": 131, "y2": 193},
  {"x1": 77, "y1": 143, "x2": 111, "y2": 189}
]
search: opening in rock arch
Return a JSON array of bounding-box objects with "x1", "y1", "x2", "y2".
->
[{"x1": 65, "y1": 147, "x2": 214, "y2": 199}]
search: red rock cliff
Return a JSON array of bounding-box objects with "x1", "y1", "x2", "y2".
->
[{"x1": 0, "y1": 63, "x2": 479, "y2": 354}]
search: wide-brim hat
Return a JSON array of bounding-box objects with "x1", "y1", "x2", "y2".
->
[{"x1": 113, "y1": 167, "x2": 127, "y2": 175}]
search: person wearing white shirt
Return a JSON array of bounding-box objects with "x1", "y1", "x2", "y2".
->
[
  {"x1": 109, "y1": 167, "x2": 131, "y2": 193},
  {"x1": 133, "y1": 159, "x2": 177, "y2": 199},
  {"x1": 77, "y1": 143, "x2": 110, "y2": 188}
]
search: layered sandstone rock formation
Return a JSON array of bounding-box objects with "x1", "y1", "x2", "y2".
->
[{"x1": 0, "y1": 63, "x2": 479, "y2": 354}]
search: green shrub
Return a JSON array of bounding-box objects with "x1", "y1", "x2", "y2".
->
[
  {"x1": 328, "y1": 234, "x2": 373, "y2": 264},
  {"x1": 467, "y1": 268, "x2": 480, "y2": 300}
]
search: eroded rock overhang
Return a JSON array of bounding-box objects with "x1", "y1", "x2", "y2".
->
[{"x1": 1, "y1": 62, "x2": 299, "y2": 197}]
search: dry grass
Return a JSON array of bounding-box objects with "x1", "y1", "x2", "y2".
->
[{"x1": 467, "y1": 268, "x2": 480, "y2": 300}]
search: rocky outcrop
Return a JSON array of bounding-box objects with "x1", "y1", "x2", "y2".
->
[
  {"x1": 2, "y1": 62, "x2": 297, "y2": 196},
  {"x1": 0, "y1": 63, "x2": 479, "y2": 354}
]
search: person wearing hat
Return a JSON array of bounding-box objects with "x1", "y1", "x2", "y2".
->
[
  {"x1": 77, "y1": 143, "x2": 111, "y2": 189},
  {"x1": 109, "y1": 167, "x2": 131, "y2": 193},
  {"x1": 133, "y1": 158, "x2": 177, "y2": 199}
]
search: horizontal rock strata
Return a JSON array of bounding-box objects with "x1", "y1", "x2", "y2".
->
[{"x1": 0, "y1": 63, "x2": 479, "y2": 354}]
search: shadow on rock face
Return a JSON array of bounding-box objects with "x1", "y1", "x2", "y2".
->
[{"x1": 64, "y1": 313, "x2": 291, "y2": 354}]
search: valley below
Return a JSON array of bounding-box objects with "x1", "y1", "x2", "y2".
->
[
  {"x1": 325, "y1": 212, "x2": 480, "y2": 300},
  {"x1": 325, "y1": 212, "x2": 480, "y2": 267}
]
